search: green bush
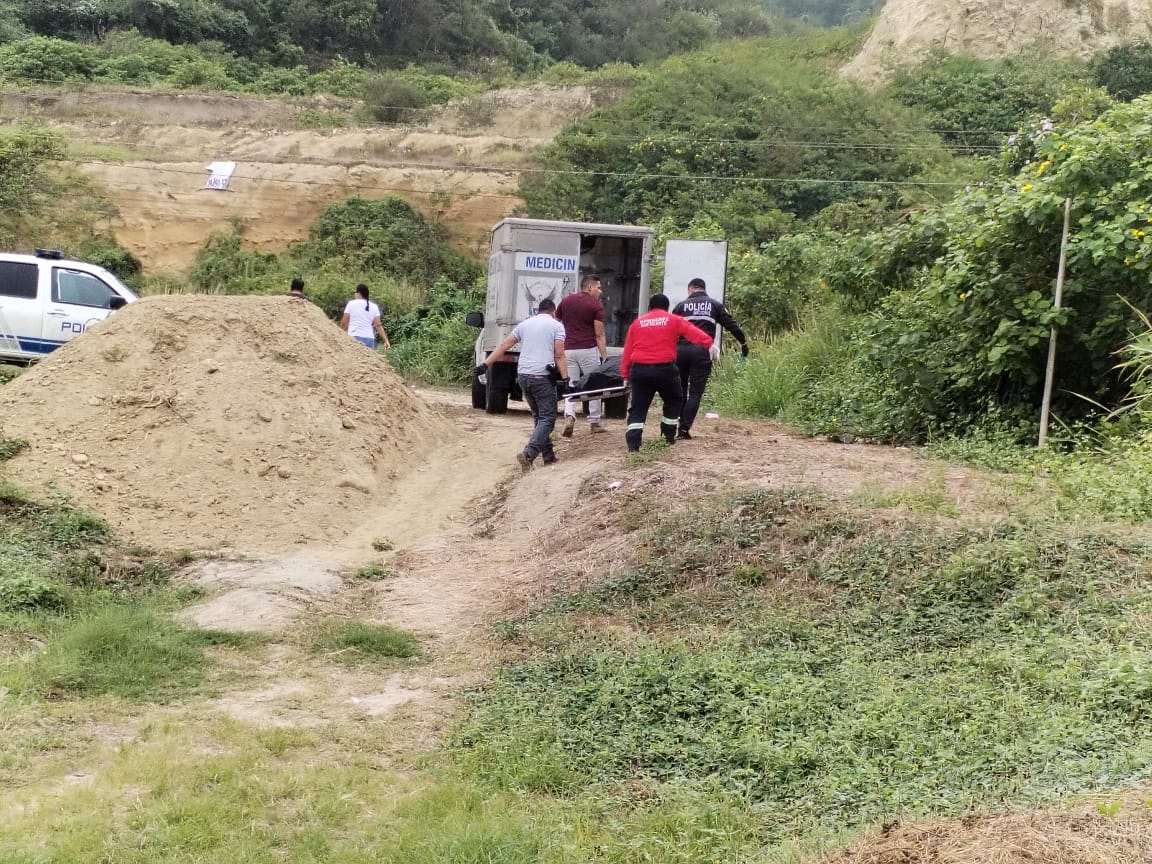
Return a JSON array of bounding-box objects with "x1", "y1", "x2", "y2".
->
[
  {"x1": 0, "y1": 575, "x2": 65, "y2": 612},
  {"x1": 0, "y1": 36, "x2": 101, "y2": 82},
  {"x1": 890, "y1": 51, "x2": 1090, "y2": 150},
  {"x1": 710, "y1": 305, "x2": 847, "y2": 418},
  {"x1": 1092, "y1": 41, "x2": 1152, "y2": 102},
  {"x1": 458, "y1": 490, "x2": 1152, "y2": 839},
  {"x1": 386, "y1": 277, "x2": 481, "y2": 384},
  {"x1": 363, "y1": 73, "x2": 430, "y2": 123}
]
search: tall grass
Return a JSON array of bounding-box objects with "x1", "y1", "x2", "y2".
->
[{"x1": 709, "y1": 305, "x2": 847, "y2": 419}]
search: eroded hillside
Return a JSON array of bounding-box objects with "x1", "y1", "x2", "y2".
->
[
  {"x1": 846, "y1": 0, "x2": 1152, "y2": 81},
  {"x1": 0, "y1": 85, "x2": 603, "y2": 272}
]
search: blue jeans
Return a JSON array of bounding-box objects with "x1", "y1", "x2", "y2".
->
[
  {"x1": 518, "y1": 374, "x2": 558, "y2": 462},
  {"x1": 354, "y1": 336, "x2": 375, "y2": 348}
]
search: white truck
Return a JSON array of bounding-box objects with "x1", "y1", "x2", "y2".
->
[
  {"x1": 467, "y1": 217, "x2": 728, "y2": 414},
  {"x1": 0, "y1": 249, "x2": 137, "y2": 362}
]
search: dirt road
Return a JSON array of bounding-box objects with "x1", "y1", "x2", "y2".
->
[{"x1": 175, "y1": 389, "x2": 981, "y2": 728}]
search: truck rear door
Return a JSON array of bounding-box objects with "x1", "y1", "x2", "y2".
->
[
  {"x1": 509, "y1": 228, "x2": 580, "y2": 322},
  {"x1": 0, "y1": 260, "x2": 46, "y2": 359},
  {"x1": 662, "y1": 238, "x2": 730, "y2": 348},
  {"x1": 42, "y1": 266, "x2": 122, "y2": 346}
]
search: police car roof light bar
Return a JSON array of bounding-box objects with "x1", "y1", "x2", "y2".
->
[{"x1": 34, "y1": 248, "x2": 64, "y2": 260}]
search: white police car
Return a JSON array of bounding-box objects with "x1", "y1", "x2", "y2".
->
[{"x1": 0, "y1": 249, "x2": 137, "y2": 362}]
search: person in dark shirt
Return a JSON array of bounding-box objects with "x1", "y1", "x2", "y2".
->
[
  {"x1": 557, "y1": 275, "x2": 609, "y2": 436},
  {"x1": 287, "y1": 277, "x2": 307, "y2": 300},
  {"x1": 671, "y1": 278, "x2": 748, "y2": 439}
]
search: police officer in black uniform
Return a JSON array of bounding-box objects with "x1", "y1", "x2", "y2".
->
[{"x1": 671, "y1": 277, "x2": 749, "y2": 439}]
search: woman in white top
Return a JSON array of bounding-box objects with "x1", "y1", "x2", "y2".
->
[{"x1": 341, "y1": 284, "x2": 390, "y2": 350}]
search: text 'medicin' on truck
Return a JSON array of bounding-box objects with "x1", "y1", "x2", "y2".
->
[{"x1": 466, "y1": 217, "x2": 729, "y2": 415}]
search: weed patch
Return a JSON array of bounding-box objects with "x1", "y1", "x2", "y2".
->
[
  {"x1": 2, "y1": 605, "x2": 208, "y2": 701},
  {"x1": 457, "y1": 488, "x2": 1152, "y2": 846},
  {"x1": 315, "y1": 620, "x2": 419, "y2": 661}
]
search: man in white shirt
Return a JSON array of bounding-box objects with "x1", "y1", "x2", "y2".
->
[{"x1": 476, "y1": 298, "x2": 569, "y2": 470}]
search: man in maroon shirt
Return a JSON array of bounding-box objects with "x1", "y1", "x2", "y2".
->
[{"x1": 557, "y1": 275, "x2": 609, "y2": 436}]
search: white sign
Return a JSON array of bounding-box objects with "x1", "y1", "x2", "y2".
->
[
  {"x1": 663, "y1": 239, "x2": 729, "y2": 306},
  {"x1": 205, "y1": 161, "x2": 237, "y2": 191},
  {"x1": 515, "y1": 252, "x2": 578, "y2": 274},
  {"x1": 663, "y1": 238, "x2": 730, "y2": 350}
]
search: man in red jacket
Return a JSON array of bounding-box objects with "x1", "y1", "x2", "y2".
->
[{"x1": 620, "y1": 293, "x2": 713, "y2": 452}]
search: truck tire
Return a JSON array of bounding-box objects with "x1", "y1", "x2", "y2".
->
[
  {"x1": 471, "y1": 374, "x2": 486, "y2": 410},
  {"x1": 486, "y1": 385, "x2": 509, "y2": 414}
]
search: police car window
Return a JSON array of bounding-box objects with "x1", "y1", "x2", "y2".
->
[
  {"x1": 54, "y1": 269, "x2": 117, "y2": 309},
  {"x1": 0, "y1": 261, "x2": 38, "y2": 299}
]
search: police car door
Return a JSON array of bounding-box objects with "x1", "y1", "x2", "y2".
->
[
  {"x1": 0, "y1": 259, "x2": 44, "y2": 359},
  {"x1": 662, "y1": 239, "x2": 729, "y2": 349},
  {"x1": 43, "y1": 267, "x2": 119, "y2": 345}
]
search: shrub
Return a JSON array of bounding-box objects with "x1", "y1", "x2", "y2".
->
[
  {"x1": 0, "y1": 575, "x2": 65, "y2": 612},
  {"x1": 0, "y1": 36, "x2": 101, "y2": 82},
  {"x1": 363, "y1": 73, "x2": 429, "y2": 123}
]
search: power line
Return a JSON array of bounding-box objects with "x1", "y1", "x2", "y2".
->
[{"x1": 74, "y1": 158, "x2": 968, "y2": 189}]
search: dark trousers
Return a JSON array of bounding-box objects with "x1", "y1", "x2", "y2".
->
[
  {"x1": 518, "y1": 374, "x2": 558, "y2": 462},
  {"x1": 625, "y1": 362, "x2": 683, "y2": 451},
  {"x1": 676, "y1": 343, "x2": 712, "y2": 433}
]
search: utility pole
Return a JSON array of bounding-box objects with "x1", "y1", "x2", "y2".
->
[{"x1": 1038, "y1": 197, "x2": 1073, "y2": 448}]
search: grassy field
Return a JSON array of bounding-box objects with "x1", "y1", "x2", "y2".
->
[{"x1": 4, "y1": 403, "x2": 1152, "y2": 861}]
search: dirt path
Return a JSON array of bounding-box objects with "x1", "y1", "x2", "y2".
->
[{"x1": 175, "y1": 391, "x2": 984, "y2": 729}]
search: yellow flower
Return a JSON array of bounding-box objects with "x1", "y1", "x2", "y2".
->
[
  {"x1": 959, "y1": 291, "x2": 970, "y2": 301},
  {"x1": 1036, "y1": 161, "x2": 1051, "y2": 175},
  {"x1": 1021, "y1": 184, "x2": 1034, "y2": 192},
  {"x1": 1133, "y1": 229, "x2": 1146, "y2": 239},
  {"x1": 1125, "y1": 258, "x2": 1133, "y2": 266}
]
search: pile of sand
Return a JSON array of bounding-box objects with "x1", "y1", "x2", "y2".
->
[{"x1": 0, "y1": 295, "x2": 452, "y2": 551}]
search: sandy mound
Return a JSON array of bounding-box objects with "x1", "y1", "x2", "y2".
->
[
  {"x1": 844, "y1": 0, "x2": 1152, "y2": 84},
  {"x1": 826, "y1": 798, "x2": 1152, "y2": 864},
  {"x1": 0, "y1": 295, "x2": 452, "y2": 551}
]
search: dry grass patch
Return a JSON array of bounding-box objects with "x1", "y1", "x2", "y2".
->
[{"x1": 828, "y1": 795, "x2": 1152, "y2": 864}]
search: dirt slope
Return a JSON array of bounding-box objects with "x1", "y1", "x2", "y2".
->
[
  {"x1": 846, "y1": 0, "x2": 1152, "y2": 82},
  {"x1": 1, "y1": 84, "x2": 602, "y2": 272},
  {"x1": 0, "y1": 295, "x2": 451, "y2": 551}
]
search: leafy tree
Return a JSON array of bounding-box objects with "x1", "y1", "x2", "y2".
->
[
  {"x1": 522, "y1": 38, "x2": 959, "y2": 243},
  {"x1": 293, "y1": 196, "x2": 478, "y2": 289},
  {"x1": 811, "y1": 96, "x2": 1152, "y2": 439},
  {"x1": 890, "y1": 52, "x2": 1091, "y2": 150},
  {"x1": 1092, "y1": 41, "x2": 1152, "y2": 102},
  {"x1": 0, "y1": 126, "x2": 66, "y2": 209}
]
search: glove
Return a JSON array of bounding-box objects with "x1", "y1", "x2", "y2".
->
[
  {"x1": 708, "y1": 344, "x2": 721, "y2": 362},
  {"x1": 474, "y1": 363, "x2": 488, "y2": 377},
  {"x1": 741, "y1": 343, "x2": 749, "y2": 358}
]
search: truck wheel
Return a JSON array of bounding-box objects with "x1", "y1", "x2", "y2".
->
[
  {"x1": 471, "y1": 374, "x2": 486, "y2": 410},
  {"x1": 486, "y1": 386, "x2": 510, "y2": 414}
]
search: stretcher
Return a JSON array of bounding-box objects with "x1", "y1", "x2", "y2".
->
[{"x1": 562, "y1": 383, "x2": 629, "y2": 407}]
